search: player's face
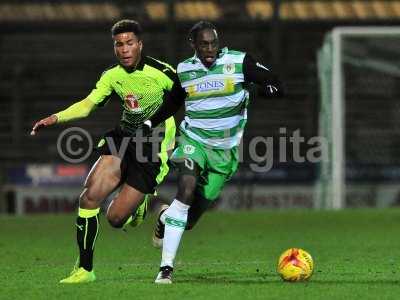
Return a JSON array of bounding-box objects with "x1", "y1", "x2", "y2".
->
[
  {"x1": 113, "y1": 32, "x2": 143, "y2": 68},
  {"x1": 192, "y1": 29, "x2": 219, "y2": 68}
]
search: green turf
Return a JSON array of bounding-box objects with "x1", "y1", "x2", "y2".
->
[{"x1": 1, "y1": 209, "x2": 400, "y2": 299}]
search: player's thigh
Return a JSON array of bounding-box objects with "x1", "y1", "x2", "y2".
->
[
  {"x1": 106, "y1": 183, "x2": 144, "y2": 225},
  {"x1": 198, "y1": 171, "x2": 227, "y2": 201},
  {"x1": 80, "y1": 155, "x2": 122, "y2": 208}
]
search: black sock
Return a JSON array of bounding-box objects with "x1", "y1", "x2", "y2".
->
[{"x1": 76, "y1": 214, "x2": 99, "y2": 271}]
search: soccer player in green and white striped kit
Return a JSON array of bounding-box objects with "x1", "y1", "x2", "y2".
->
[{"x1": 146, "y1": 21, "x2": 283, "y2": 283}]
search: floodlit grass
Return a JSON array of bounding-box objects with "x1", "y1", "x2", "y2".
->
[{"x1": 1, "y1": 209, "x2": 400, "y2": 299}]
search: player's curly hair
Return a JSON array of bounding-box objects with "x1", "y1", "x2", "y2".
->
[
  {"x1": 188, "y1": 21, "x2": 217, "y2": 43},
  {"x1": 111, "y1": 19, "x2": 142, "y2": 39}
]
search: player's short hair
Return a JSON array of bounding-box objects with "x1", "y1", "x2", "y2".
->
[
  {"x1": 111, "y1": 19, "x2": 142, "y2": 39},
  {"x1": 188, "y1": 21, "x2": 217, "y2": 43}
]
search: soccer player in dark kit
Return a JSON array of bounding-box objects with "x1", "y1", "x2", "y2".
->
[{"x1": 31, "y1": 19, "x2": 186, "y2": 283}]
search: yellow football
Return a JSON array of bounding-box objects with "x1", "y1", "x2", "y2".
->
[{"x1": 277, "y1": 248, "x2": 314, "y2": 282}]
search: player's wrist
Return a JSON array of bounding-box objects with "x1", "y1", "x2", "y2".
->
[{"x1": 52, "y1": 114, "x2": 59, "y2": 124}]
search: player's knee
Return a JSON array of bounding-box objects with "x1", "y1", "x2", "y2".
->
[
  {"x1": 79, "y1": 191, "x2": 99, "y2": 209},
  {"x1": 106, "y1": 212, "x2": 125, "y2": 228},
  {"x1": 99, "y1": 155, "x2": 118, "y2": 168},
  {"x1": 177, "y1": 189, "x2": 195, "y2": 203},
  {"x1": 107, "y1": 216, "x2": 124, "y2": 228},
  {"x1": 203, "y1": 191, "x2": 219, "y2": 203}
]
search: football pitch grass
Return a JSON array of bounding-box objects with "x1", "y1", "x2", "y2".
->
[{"x1": 1, "y1": 209, "x2": 400, "y2": 299}]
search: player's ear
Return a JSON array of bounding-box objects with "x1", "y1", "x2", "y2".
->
[
  {"x1": 139, "y1": 40, "x2": 143, "y2": 52},
  {"x1": 190, "y1": 41, "x2": 195, "y2": 51}
]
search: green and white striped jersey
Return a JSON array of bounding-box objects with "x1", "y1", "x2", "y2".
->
[{"x1": 177, "y1": 47, "x2": 249, "y2": 149}]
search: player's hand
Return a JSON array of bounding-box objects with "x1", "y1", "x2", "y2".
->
[{"x1": 30, "y1": 115, "x2": 58, "y2": 136}]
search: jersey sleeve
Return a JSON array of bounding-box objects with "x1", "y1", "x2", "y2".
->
[
  {"x1": 86, "y1": 70, "x2": 113, "y2": 106},
  {"x1": 162, "y1": 67, "x2": 187, "y2": 104},
  {"x1": 55, "y1": 98, "x2": 96, "y2": 123},
  {"x1": 243, "y1": 54, "x2": 284, "y2": 97},
  {"x1": 149, "y1": 67, "x2": 186, "y2": 127}
]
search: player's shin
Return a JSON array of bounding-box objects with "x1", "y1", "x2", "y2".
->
[
  {"x1": 76, "y1": 207, "x2": 100, "y2": 271},
  {"x1": 160, "y1": 199, "x2": 189, "y2": 268}
]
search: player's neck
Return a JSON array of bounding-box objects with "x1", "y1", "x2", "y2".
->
[{"x1": 121, "y1": 54, "x2": 143, "y2": 73}]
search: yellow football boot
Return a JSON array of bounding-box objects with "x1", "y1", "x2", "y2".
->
[{"x1": 59, "y1": 267, "x2": 96, "y2": 284}]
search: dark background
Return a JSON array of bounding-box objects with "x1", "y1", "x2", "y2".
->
[{"x1": 1, "y1": 0, "x2": 399, "y2": 185}]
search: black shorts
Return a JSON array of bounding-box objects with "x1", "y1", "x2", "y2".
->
[{"x1": 96, "y1": 126, "x2": 163, "y2": 194}]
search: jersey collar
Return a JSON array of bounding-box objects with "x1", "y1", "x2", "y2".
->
[
  {"x1": 120, "y1": 55, "x2": 146, "y2": 73},
  {"x1": 218, "y1": 47, "x2": 228, "y2": 57},
  {"x1": 191, "y1": 47, "x2": 228, "y2": 70}
]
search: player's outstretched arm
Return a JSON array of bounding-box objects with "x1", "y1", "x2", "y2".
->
[{"x1": 30, "y1": 98, "x2": 96, "y2": 136}]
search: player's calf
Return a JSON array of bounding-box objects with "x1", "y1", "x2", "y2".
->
[
  {"x1": 106, "y1": 183, "x2": 145, "y2": 228},
  {"x1": 152, "y1": 204, "x2": 169, "y2": 248}
]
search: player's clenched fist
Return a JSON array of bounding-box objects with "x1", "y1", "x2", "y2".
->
[{"x1": 30, "y1": 114, "x2": 58, "y2": 136}]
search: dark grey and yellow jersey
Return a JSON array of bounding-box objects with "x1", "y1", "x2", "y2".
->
[{"x1": 87, "y1": 56, "x2": 182, "y2": 133}]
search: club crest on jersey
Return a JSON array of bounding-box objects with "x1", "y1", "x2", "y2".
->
[
  {"x1": 124, "y1": 93, "x2": 143, "y2": 112},
  {"x1": 183, "y1": 145, "x2": 195, "y2": 155},
  {"x1": 223, "y1": 63, "x2": 235, "y2": 74}
]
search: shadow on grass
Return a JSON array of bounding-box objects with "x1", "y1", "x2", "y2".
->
[
  {"x1": 100, "y1": 271, "x2": 277, "y2": 285},
  {"x1": 176, "y1": 277, "x2": 400, "y2": 286},
  {"x1": 99, "y1": 271, "x2": 400, "y2": 286},
  {"x1": 176, "y1": 271, "x2": 283, "y2": 285},
  {"x1": 309, "y1": 279, "x2": 400, "y2": 285}
]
